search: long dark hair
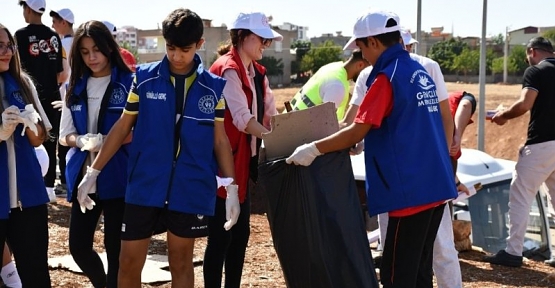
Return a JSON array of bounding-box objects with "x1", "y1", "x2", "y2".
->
[
  {"x1": 66, "y1": 20, "x2": 132, "y2": 105},
  {"x1": 217, "y1": 29, "x2": 254, "y2": 55},
  {"x1": 0, "y1": 23, "x2": 47, "y2": 140}
]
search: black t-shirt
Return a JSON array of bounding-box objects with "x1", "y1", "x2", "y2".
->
[
  {"x1": 522, "y1": 57, "x2": 555, "y2": 145},
  {"x1": 15, "y1": 24, "x2": 63, "y2": 101}
]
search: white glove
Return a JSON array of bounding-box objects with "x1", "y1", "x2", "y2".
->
[
  {"x1": 216, "y1": 176, "x2": 234, "y2": 188},
  {"x1": 223, "y1": 184, "x2": 240, "y2": 231},
  {"x1": 349, "y1": 140, "x2": 364, "y2": 155},
  {"x1": 77, "y1": 133, "x2": 104, "y2": 152},
  {"x1": 51, "y1": 100, "x2": 63, "y2": 111},
  {"x1": 75, "y1": 134, "x2": 90, "y2": 149},
  {"x1": 0, "y1": 106, "x2": 21, "y2": 140},
  {"x1": 285, "y1": 142, "x2": 322, "y2": 166},
  {"x1": 80, "y1": 133, "x2": 104, "y2": 152},
  {"x1": 77, "y1": 166, "x2": 100, "y2": 213},
  {"x1": 18, "y1": 104, "x2": 41, "y2": 136}
]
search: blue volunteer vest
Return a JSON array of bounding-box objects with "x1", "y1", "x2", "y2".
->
[
  {"x1": 0, "y1": 73, "x2": 49, "y2": 219},
  {"x1": 126, "y1": 55, "x2": 226, "y2": 215},
  {"x1": 65, "y1": 67, "x2": 133, "y2": 201},
  {"x1": 363, "y1": 44, "x2": 457, "y2": 216}
]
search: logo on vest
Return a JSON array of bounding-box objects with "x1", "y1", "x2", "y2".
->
[
  {"x1": 146, "y1": 91, "x2": 167, "y2": 101},
  {"x1": 411, "y1": 70, "x2": 439, "y2": 113},
  {"x1": 110, "y1": 87, "x2": 126, "y2": 105},
  {"x1": 198, "y1": 95, "x2": 215, "y2": 114},
  {"x1": 71, "y1": 104, "x2": 82, "y2": 112},
  {"x1": 12, "y1": 91, "x2": 25, "y2": 105}
]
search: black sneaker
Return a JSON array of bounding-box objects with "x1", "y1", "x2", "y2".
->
[
  {"x1": 54, "y1": 183, "x2": 67, "y2": 195},
  {"x1": 482, "y1": 250, "x2": 523, "y2": 267}
]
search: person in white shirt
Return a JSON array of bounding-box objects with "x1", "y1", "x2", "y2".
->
[
  {"x1": 58, "y1": 20, "x2": 134, "y2": 288},
  {"x1": 50, "y1": 7, "x2": 75, "y2": 195}
]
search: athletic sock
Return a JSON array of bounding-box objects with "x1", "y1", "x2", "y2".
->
[
  {"x1": 1, "y1": 261, "x2": 22, "y2": 288},
  {"x1": 46, "y1": 187, "x2": 56, "y2": 203}
]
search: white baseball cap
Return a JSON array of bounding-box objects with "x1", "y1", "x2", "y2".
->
[
  {"x1": 20, "y1": 0, "x2": 46, "y2": 14},
  {"x1": 401, "y1": 28, "x2": 418, "y2": 46},
  {"x1": 49, "y1": 8, "x2": 74, "y2": 24},
  {"x1": 229, "y1": 12, "x2": 283, "y2": 41},
  {"x1": 344, "y1": 9, "x2": 401, "y2": 50},
  {"x1": 102, "y1": 21, "x2": 117, "y2": 35}
]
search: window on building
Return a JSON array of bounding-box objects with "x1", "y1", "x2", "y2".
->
[
  {"x1": 524, "y1": 27, "x2": 539, "y2": 34},
  {"x1": 275, "y1": 40, "x2": 283, "y2": 52}
]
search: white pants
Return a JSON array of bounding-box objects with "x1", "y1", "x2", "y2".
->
[
  {"x1": 506, "y1": 141, "x2": 555, "y2": 256},
  {"x1": 378, "y1": 204, "x2": 462, "y2": 288}
]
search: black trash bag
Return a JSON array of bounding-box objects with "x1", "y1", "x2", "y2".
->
[{"x1": 256, "y1": 150, "x2": 379, "y2": 288}]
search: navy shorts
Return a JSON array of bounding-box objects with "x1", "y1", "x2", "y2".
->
[{"x1": 120, "y1": 203, "x2": 209, "y2": 240}]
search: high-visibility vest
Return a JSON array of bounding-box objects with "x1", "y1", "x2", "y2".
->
[{"x1": 290, "y1": 62, "x2": 350, "y2": 120}]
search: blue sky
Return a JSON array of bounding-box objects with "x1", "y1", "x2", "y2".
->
[{"x1": 3, "y1": 0, "x2": 555, "y2": 38}]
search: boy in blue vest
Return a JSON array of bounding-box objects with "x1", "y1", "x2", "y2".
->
[
  {"x1": 77, "y1": 8, "x2": 238, "y2": 287},
  {"x1": 286, "y1": 9, "x2": 458, "y2": 288}
]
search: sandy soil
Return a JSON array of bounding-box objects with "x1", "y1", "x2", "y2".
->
[{"x1": 39, "y1": 83, "x2": 555, "y2": 287}]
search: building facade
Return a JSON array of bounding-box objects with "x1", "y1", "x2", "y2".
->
[
  {"x1": 508, "y1": 26, "x2": 555, "y2": 47},
  {"x1": 136, "y1": 19, "x2": 298, "y2": 86}
]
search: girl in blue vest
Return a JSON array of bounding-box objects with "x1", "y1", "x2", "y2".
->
[
  {"x1": 0, "y1": 23, "x2": 52, "y2": 288},
  {"x1": 58, "y1": 20, "x2": 133, "y2": 288}
]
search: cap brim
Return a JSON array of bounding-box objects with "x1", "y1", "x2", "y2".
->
[
  {"x1": 251, "y1": 28, "x2": 283, "y2": 41},
  {"x1": 343, "y1": 37, "x2": 357, "y2": 50},
  {"x1": 49, "y1": 11, "x2": 59, "y2": 17},
  {"x1": 408, "y1": 39, "x2": 418, "y2": 44}
]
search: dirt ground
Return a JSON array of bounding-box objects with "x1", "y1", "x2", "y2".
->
[{"x1": 42, "y1": 83, "x2": 555, "y2": 287}]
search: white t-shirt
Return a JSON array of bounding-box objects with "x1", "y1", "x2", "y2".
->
[
  {"x1": 319, "y1": 78, "x2": 346, "y2": 109},
  {"x1": 60, "y1": 36, "x2": 73, "y2": 98},
  {"x1": 59, "y1": 75, "x2": 110, "y2": 168},
  {"x1": 349, "y1": 54, "x2": 448, "y2": 106},
  {"x1": 0, "y1": 76, "x2": 52, "y2": 208},
  {"x1": 349, "y1": 66, "x2": 373, "y2": 106},
  {"x1": 61, "y1": 36, "x2": 73, "y2": 58}
]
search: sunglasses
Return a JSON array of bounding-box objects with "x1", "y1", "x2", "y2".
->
[
  {"x1": 0, "y1": 43, "x2": 17, "y2": 56},
  {"x1": 257, "y1": 35, "x2": 273, "y2": 46}
]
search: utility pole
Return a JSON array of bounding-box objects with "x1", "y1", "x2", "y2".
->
[
  {"x1": 416, "y1": 0, "x2": 422, "y2": 55},
  {"x1": 503, "y1": 26, "x2": 509, "y2": 83},
  {"x1": 477, "y1": 0, "x2": 488, "y2": 151}
]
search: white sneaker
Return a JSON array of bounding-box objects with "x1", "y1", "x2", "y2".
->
[{"x1": 46, "y1": 187, "x2": 57, "y2": 203}]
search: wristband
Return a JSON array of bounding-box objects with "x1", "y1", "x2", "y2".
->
[{"x1": 455, "y1": 181, "x2": 461, "y2": 187}]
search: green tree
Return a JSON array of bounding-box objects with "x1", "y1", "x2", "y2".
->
[
  {"x1": 491, "y1": 57, "x2": 518, "y2": 75},
  {"x1": 451, "y1": 48, "x2": 480, "y2": 78},
  {"x1": 290, "y1": 40, "x2": 311, "y2": 82},
  {"x1": 542, "y1": 29, "x2": 555, "y2": 44},
  {"x1": 300, "y1": 40, "x2": 342, "y2": 73},
  {"x1": 491, "y1": 33, "x2": 505, "y2": 46},
  {"x1": 257, "y1": 56, "x2": 284, "y2": 77},
  {"x1": 427, "y1": 38, "x2": 469, "y2": 73},
  {"x1": 508, "y1": 46, "x2": 528, "y2": 75},
  {"x1": 485, "y1": 48, "x2": 497, "y2": 74}
]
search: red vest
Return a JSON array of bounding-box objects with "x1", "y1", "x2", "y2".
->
[{"x1": 210, "y1": 47, "x2": 267, "y2": 202}]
